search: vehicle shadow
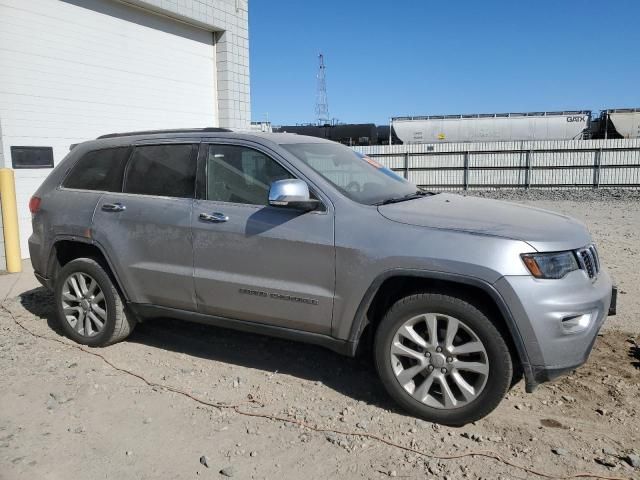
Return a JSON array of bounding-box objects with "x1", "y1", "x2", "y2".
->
[
  {"x1": 18, "y1": 287, "x2": 65, "y2": 336},
  {"x1": 17, "y1": 287, "x2": 400, "y2": 413},
  {"x1": 630, "y1": 341, "x2": 640, "y2": 370}
]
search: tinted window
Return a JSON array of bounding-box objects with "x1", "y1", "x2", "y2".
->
[
  {"x1": 206, "y1": 145, "x2": 293, "y2": 205},
  {"x1": 125, "y1": 144, "x2": 195, "y2": 198},
  {"x1": 63, "y1": 147, "x2": 129, "y2": 191},
  {"x1": 11, "y1": 146, "x2": 54, "y2": 169}
]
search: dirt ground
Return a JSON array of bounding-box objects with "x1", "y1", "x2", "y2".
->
[{"x1": 1, "y1": 195, "x2": 639, "y2": 480}]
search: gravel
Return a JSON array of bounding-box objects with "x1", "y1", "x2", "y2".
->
[
  {"x1": 460, "y1": 187, "x2": 640, "y2": 202},
  {"x1": 220, "y1": 466, "x2": 236, "y2": 477},
  {"x1": 594, "y1": 457, "x2": 616, "y2": 468},
  {"x1": 626, "y1": 453, "x2": 640, "y2": 469}
]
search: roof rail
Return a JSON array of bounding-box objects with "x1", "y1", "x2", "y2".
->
[{"x1": 96, "y1": 127, "x2": 232, "y2": 139}]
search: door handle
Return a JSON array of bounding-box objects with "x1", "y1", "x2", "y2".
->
[
  {"x1": 102, "y1": 203, "x2": 126, "y2": 212},
  {"x1": 199, "y1": 212, "x2": 229, "y2": 223}
]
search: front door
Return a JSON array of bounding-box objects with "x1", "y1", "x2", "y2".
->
[
  {"x1": 191, "y1": 142, "x2": 335, "y2": 334},
  {"x1": 91, "y1": 142, "x2": 198, "y2": 311}
]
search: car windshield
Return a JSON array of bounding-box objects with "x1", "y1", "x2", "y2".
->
[{"x1": 282, "y1": 142, "x2": 420, "y2": 205}]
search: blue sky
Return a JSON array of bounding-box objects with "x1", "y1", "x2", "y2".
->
[{"x1": 248, "y1": 0, "x2": 640, "y2": 126}]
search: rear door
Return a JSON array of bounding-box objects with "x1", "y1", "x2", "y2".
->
[
  {"x1": 91, "y1": 142, "x2": 197, "y2": 311},
  {"x1": 191, "y1": 141, "x2": 335, "y2": 334}
]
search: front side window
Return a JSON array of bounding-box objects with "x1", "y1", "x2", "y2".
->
[
  {"x1": 63, "y1": 147, "x2": 129, "y2": 191},
  {"x1": 206, "y1": 145, "x2": 293, "y2": 205},
  {"x1": 282, "y1": 143, "x2": 417, "y2": 205},
  {"x1": 124, "y1": 144, "x2": 196, "y2": 198}
]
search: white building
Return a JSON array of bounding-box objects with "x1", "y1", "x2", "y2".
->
[{"x1": 0, "y1": 0, "x2": 251, "y2": 257}]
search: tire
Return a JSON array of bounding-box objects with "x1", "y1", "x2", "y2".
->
[
  {"x1": 374, "y1": 292, "x2": 512, "y2": 426},
  {"x1": 54, "y1": 258, "x2": 135, "y2": 347}
]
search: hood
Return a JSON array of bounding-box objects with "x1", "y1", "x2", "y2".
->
[{"x1": 378, "y1": 193, "x2": 591, "y2": 252}]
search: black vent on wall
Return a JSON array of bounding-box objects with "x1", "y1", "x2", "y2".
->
[{"x1": 11, "y1": 146, "x2": 54, "y2": 169}]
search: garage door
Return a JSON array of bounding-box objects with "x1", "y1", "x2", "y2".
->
[{"x1": 0, "y1": 0, "x2": 218, "y2": 257}]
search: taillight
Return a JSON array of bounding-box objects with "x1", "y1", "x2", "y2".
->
[{"x1": 29, "y1": 196, "x2": 41, "y2": 214}]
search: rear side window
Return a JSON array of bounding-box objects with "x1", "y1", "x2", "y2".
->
[
  {"x1": 124, "y1": 144, "x2": 196, "y2": 198},
  {"x1": 62, "y1": 147, "x2": 129, "y2": 191}
]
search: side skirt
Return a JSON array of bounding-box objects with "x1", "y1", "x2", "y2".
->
[{"x1": 128, "y1": 303, "x2": 356, "y2": 357}]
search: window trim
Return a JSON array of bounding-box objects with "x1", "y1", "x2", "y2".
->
[
  {"x1": 59, "y1": 146, "x2": 132, "y2": 193},
  {"x1": 196, "y1": 141, "x2": 328, "y2": 212},
  {"x1": 122, "y1": 142, "x2": 199, "y2": 199}
]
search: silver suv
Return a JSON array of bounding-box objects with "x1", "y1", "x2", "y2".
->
[{"x1": 29, "y1": 129, "x2": 616, "y2": 425}]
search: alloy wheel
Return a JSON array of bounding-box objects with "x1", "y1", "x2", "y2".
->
[
  {"x1": 390, "y1": 313, "x2": 489, "y2": 409},
  {"x1": 61, "y1": 272, "x2": 108, "y2": 337}
]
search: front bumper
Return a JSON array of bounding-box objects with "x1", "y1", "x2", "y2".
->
[
  {"x1": 608, "y1": 285, "x2": 617, "y2": 316},
  {"x1": 495, "y1": 269, "x2": 614, "y2": 391}
]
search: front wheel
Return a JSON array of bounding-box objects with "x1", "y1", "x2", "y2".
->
[{"x1": 374, "y1": 292, "x2": 512, "y2": 426}]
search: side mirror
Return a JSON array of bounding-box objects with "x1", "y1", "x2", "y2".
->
[{"x1": 269, "y1": 179, "x2": 319, "y2": 212}]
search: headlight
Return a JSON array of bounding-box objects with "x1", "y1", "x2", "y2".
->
[{"x1": 521, "y1": 251, "x2": 579, "y2": 279}]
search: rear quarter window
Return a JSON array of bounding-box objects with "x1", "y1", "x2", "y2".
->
[{"x1": 62, "y1": 147, "x2": 130, "y2": 192}]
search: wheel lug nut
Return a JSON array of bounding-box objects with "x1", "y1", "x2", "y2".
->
[
  {"x1": 436, "y1": 346, "x2": 442, "y2": 353},
  {"x1": 441, "y1": 368, "x2": 447, "y2": 374},
  {"x1": 447, "y1": 357, "x2": 453, "y2": 363},
  {"x1": 424, "y1": 352, "x2": 431, "y2": 358},
  {"x1": 427, "y1": 365, "x2": 434, "y2": 371}
]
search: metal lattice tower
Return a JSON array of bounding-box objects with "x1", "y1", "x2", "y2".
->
[{"x1": 315, "y1": 53, "x2": 330, "y2": 125}]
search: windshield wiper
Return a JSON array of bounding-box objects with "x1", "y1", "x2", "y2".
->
[{"x1": 375, "y1": 190, "x2": 432, "y2": 206}]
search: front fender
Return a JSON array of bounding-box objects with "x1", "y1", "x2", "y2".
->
[{"x1": 345, "y1": 268, "x2": 536, "y2": 391}]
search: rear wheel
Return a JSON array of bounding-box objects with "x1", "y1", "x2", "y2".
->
[
  {"x1": 55, "y1": 258, "x2": 135, "y2": 347},
  {"x1": 374, "y1": 292, "x2": 512, "y2": 426}
]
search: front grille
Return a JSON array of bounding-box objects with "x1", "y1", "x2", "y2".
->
[{"x1": 576, "y1": 245, "x2": 600, "y2": 279}]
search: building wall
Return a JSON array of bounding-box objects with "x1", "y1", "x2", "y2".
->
[
  {"x1": 123, "y1": 0, "x2": 251, "y2": 129},
  {"x1": 0, "y1": 0, "x2": 250, "y2": 257}
]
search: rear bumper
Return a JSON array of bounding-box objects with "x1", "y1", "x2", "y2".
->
[
  {"x1": 34, "y1": 271, "x2": 51, "y2": 291},
  {"x1": 495, "y1": 269, "x2": 614, "y2": 391}
]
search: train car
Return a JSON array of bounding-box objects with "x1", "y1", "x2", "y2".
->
[
  {"x1": 274, "y1": 123, "x2": 378, "y2": 146},
  {"x1": 587, "y1": 109, "x2": 640, "y2": 139},
  {"x1": 375, "y1": 125, "x2": 402, "y2": 145},
  {"x1": 392, "y1": 111, "x2": 591, "y2": 144},
  {"x1": 603, "y1": 108, "x2": 640, "y2": 139},
  {"x1": 249, "y1": 121, "x2": 273, "y2": 133}
]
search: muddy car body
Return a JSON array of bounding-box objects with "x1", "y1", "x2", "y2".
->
[{"x1": 29, "y1": 130, "x2": 616, "y2": 424}]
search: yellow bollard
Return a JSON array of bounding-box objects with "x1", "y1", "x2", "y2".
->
[{"x1": 0, "y1": 168, "x2": 22, "y2": 272}]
